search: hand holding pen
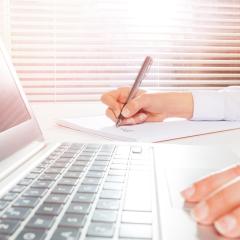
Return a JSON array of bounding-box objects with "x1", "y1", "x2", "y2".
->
[
  {"x1": 101, "y1": 55, "x2": 194, "y2": 126},
  {"x1": 115, "y1": 56, "x2": 153, "y2": 127}
]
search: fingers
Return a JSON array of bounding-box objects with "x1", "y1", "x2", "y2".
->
[
  {"x1": 181, "y1": 165, "x2": 240, "y2": 238},
  {"x1": 191, "y1": 178, "x2": 240, "y2": 225},
  {"x1": 120, "y1": 112, "x2": 148, "y2": 125},
  {"x1": 121, "y1": 94, "x2": 149, "y2": 118},
  {"x1": 145, "y1": 114, "x2": 166, "y2": 122},
  {"x1": 101, "y1": 90, "x2": 122, "y2": 117},
  {"x1": 181, "y1": 165, "x2": 240, "y2": 203},
  {"x1": 101, "y1": 87, "x2": 145, "y2": 120},
  {"x1": 105, "y1": 108, "x2": 118, "y2": 123},
  {"x1": 214, "y1": 205, "x2": 240, "y2": 238}
]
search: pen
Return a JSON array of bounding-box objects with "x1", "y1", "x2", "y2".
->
[{"x1": 116, "y1": 56, "x2": 153, "y2": 127}]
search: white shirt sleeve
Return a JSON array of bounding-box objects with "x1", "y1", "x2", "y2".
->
[{"x1": 191, "y1": 86, "x2": 240, "y2": 121}]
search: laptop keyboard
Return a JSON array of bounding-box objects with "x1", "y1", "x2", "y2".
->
[{"x1": 0, "y1": 143, "x2": 156, "y2": 240}]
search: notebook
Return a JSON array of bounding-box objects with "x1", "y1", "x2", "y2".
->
[{"x1": 57, "y1": 115, "x2": 240, "y2": 142}]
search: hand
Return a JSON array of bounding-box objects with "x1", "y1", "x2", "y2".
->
[
  {"x1": 181, "y1": 165, "x2": 240, "y2": 238},
  {"x1": 101, "y1": 87, "x2": 193, "y2": 125}
]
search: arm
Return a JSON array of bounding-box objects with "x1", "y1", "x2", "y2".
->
[
  {"x1": 192, "y1": 86, "x2": 240, "y2": 121},
  {"x1": 101, "y1": 86, "x2": 240, "y2": 125},
  {"x1": 101, "y1": 87, "x2": 194, "y2": 125}
]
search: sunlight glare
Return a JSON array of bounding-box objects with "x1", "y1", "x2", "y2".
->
[{"x1": 127, "y1": 0, "x2": 180, "y2": 25}]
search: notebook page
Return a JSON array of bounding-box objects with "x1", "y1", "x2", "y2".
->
[{"x1": 58, "y1": 115, "x2": 240, "y2": 142}]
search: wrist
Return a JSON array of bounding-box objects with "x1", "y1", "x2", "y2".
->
[{"x1": 163, "y1": 92, "x2": 194, "y2": 119}]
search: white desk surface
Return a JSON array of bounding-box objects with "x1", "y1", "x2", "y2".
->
[{"x1": 32, "y1": 102, "x2": 240, "y2": 157}]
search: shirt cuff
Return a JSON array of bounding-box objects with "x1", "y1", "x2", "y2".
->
[{"x1": 191, "y1": 91, "x2": 225, "y2": 121}]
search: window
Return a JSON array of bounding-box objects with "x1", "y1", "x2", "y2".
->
[{"x1": 1, "y1": 0, "x2": 240, "y2": 102}]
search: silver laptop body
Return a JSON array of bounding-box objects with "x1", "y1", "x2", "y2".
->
[{"x1": 0, "y1": 39, "x2": 238, "y2": 240}]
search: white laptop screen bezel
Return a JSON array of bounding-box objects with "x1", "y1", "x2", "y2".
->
[{"x1": 0, "y1": 40, "x2": 44, "y2": 160}]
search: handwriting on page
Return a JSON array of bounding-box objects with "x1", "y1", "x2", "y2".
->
[{"x1": 119, "y1": 127, "x2": 135, "y2": 132}]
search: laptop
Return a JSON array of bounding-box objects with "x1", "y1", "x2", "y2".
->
[{"x1": 0, "y1": 39, "x2": 239, "y2": 240}]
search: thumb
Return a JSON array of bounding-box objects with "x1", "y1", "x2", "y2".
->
[{"x1": 121, "y1": 94, "x2": 148, "y2": 118}]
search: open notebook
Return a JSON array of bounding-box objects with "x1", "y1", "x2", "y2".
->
[{"x1": 57, "y1": 115, "x2": 240, "y2": 142}]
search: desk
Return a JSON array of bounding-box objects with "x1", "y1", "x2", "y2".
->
[{"x1": 32, "y1": 102, "x2": 240, "y2": 157}]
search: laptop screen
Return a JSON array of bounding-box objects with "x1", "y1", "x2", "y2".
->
[{"x1": 0, "y1": 50, "x2": 31, "y2": 133}]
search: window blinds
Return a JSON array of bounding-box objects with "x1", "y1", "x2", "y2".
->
[
  {"x1": 3, "y1": 0, "x2": 240, "y2": 102},
  {"x1": 0, "y1": 0, "x2": 9, "y2": 47}
]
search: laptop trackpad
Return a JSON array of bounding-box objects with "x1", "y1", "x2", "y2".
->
[{"x1": 166, "y1": 167, "x2": 220, "y2": 209}]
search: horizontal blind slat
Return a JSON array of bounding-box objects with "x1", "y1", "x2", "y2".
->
[{"x1": 3, "y1": 0, "x2": 240, "y2": 102}]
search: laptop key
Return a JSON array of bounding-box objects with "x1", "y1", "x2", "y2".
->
[
  {"x1": 96, "y1": 199, "x2": 120, "y2": 210},
  {"x1": 0, "y1": 219, "x2": 20, "y2": 235},
  {"x1": 90, "y1": 165, "x2": 107, "y2": 172},
  {"x1": 45, "y1": 194, "x2": 68, "y2": 204},
  {"x1": 52, "y1": 185, "x2": 74, "y2": 195},
  {"x1": 106, "y1": 175, "x2": 125, "y2": 183},
  {"x1": 87, "y1": 171, "x2": 104, "y2": 178},
  {"x1": 72, "y1": 193, "x2": 95, "y2": 203},
  {"x1": 100, "y1": 190, "x2": 122, "y2": 200},
  {"x1": 95, "y1": 156, "x2": 111, "y2": 161},
  {"x1": 87, "y1": 222, "x2": 115, "y2": 238},
  {"x1": 18, "y1": 178, "x2": 33, "y2": 186},
  {"x1": 1, "y1": 207, "x2": 30, "y2": 220},
  {"x1": 51, "y1": 227, "x2": 81, "y2": 240},
  {"x1": 86, "y1": 144, "x2": 101, "y2": 149},
  {"x1": 121, "y1": 211, "x2": 152, "y2": 224},
  {"x1": 103, "y1": 182, "x2": 123, "y2": 191},
  {"x1": 0, "y1": 234, "x2": 8, "y2": 240},
  {"x1": 10, "y1": 185, "x2": 26, "y2": 193},
  {"x1": 74, "y1": 160, "x2": 88, "y2": 166},
  {"x1": 45, "y1": 168, "x2": 64, "y2": 174},
  {"x1": 16, "y1": 228, "x2": 46, "y2": 240},
  {"x1": 131, "y1": 146, "x2": 142, "y2": 153},
  {"x1": 52, "y1": 162, "x2": 68, "y2": 168},
  {"x1": 110, "y1": 164, "x2": 127, "y2": 170},
  {"x1": 27, "y1": 215, "x2": 55, "y2": 229},
  {"x1": 57, "y1": 157, "x2": 72, "y2": 163},
  {"x1": 31, "y1": 180, "x2": 54, "y2": 189},
  {"x1": 38, "y1": 163, "x2": 48, "y2": 168},
  {"x1": 69, "y1": 166, "x2": 85, "y2": 172},
  {"x1": 2, "y1": 192, "x2": 18, "y2": 201},
  {"x1": 119, "y1": 223, "x2": 152, "y2": 239},
  {"x1": 37, "y1": 203, "x2": 63, "y2": 216},
  {"x1": 31, "y1": 168, "x2": 44, "y2": 174},
  {"x1": 108, "y1": 170, "x2": 126, "y2": 176},
  {"x1": 77, "y1": 155, "x2": 92, "y2": 161},
  {"x1": 112, "y1": 159, "x2": 128, "y2": 164},
  {"x1": 25, "y1": 173, "x2": 40, "y2": 179},
  {"x1": 82, "y1": 177, "x2": 101, "y2": 185},
  {"x1": 39, "y1": 173, "x2": 59, "y2": 181},
  {"x1": 58, "y1": 178, "x2": 78, "y2": 186},
  {"x1": 0, "y1": 200, "x2": 9, "y2": 211},
  {"x1": 61, "y1": 153, "x2": 76, "y2": 158},
  {"x1": 63, "y1": 171, "x2": 82, "y2": 179},
  {"x1": 13, "y1": 197, "x2": 40, "y2": 208},
  {"x1": 92, "y1": 210, "x2": 118, "y2": 223},
  {"x1": 93, "y1": 161, "x2": 109, "y2": 166},
  {"x1": 78, "y1": 185, "x2": 99, "y2": 194},
  {"x1": 23, "y1": 188, "x2": 48, "y2": 198},
  {"x1": 67, "y1": 202, "x2": 91, "y2": 215},
  {"x1": 59, "y1": 213, "x2": 86, "y2": 228}
]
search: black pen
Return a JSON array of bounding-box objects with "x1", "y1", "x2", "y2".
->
[{"x1": 116, "y1": 56, "x2": 153, "y2": 127}]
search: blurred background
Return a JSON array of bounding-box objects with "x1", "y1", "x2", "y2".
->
[{"x1": 0, "y1": 0, "x2": 240, "y2": 102}]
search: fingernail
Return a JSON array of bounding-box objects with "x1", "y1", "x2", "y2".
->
[
  {"x1": 122, "y1": 107, "x2": 130, "y2": 117},
  {"x1": 125, "y1": 118, "x2": 135, "y2": 124},
  {"x1": 181, "y1": 185, "x2": 195, "y2": 200},
  {"x1": 139, "y1": 113, "x2": 147, "y2": 121},
  {"x1": 215, "y1": 215, "x2": 237, "y2": 235},
  {"x1": 191, "y1": 201, "x2": 209, "y2": 222}
]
